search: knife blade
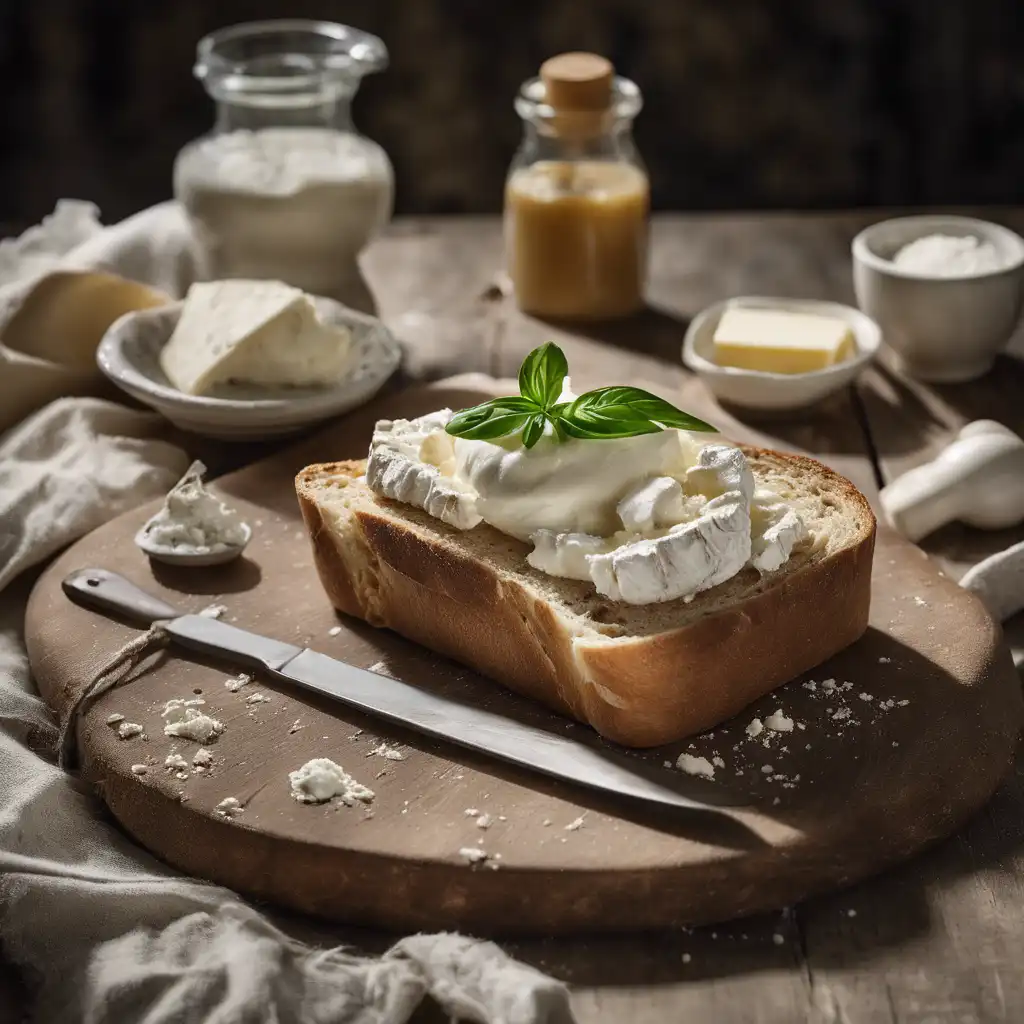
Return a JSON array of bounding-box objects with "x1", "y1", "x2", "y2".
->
[{"x1": 63, "y1": 567, "x2": 713, "y2": 813}]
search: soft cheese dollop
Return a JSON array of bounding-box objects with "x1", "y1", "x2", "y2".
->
[{"x1": 365, "y1": 400, "x2": 809, "y2": 605}]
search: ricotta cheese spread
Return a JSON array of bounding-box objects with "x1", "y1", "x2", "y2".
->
[
  {"x1": 138, "y1": 461, "x2": 249, "y2": 555},
  {"x1": 365, "y1": 384, "x2": 809, "y2": 605}
]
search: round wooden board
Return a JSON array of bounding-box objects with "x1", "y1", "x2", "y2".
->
[{"x1": 26, "y1": 383, "x2": 1024, "y2": 937}]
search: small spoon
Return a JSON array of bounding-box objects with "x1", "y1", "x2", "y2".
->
[{"x1": 134, "y1": 522, "x2": 252, "y2": 567}]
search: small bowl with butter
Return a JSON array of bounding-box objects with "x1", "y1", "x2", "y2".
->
[
  {"x1": 682, "y1": 296, "x2": 880, "y2": 413},
  {"x1": 852, "y1": 215, "x2": 1024, "y2": 382}
]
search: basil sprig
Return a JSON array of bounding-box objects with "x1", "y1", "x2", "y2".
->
[{"x1": 445, "y1": 342, "x2": 715, "y2": 449}]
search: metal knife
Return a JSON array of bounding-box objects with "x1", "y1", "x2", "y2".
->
[{"x1": 63, "y1": 567, "x2": 714, "y2": 814}]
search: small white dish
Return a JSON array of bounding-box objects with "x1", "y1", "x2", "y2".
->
[
  {"x1": 682, "y1": 296, "x2": 880, "y2": 413},
  {"x1": 134, "y1": 521, "x2": 253, "y2": 566},
  {"x1": 852, "y1": 215, "x2": 1024, "y2": 382},
  {"x1": 97, "y1": 296, "x2": 402, "y2": 440}
]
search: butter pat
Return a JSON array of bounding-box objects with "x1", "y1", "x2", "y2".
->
[
  {"x1": 713, "y1": 308, "x2": 854, "y2": 374},
  {"x1": 160, "y1": 279, "x2": 353, "y2": 395}
]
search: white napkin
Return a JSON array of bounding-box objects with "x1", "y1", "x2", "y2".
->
[{"x1": 0, "y1": 205, "x2": 574, "y2": 1024}]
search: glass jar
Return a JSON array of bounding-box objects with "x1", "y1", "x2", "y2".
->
[
  {"x1": 173, "y1": 20, "x2": 393, "y2": 306},
  {"x1": 504, "y1": 53, "x2": 649, "y2": 320}
]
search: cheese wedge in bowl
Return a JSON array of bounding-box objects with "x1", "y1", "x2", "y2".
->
[{"x1": 296, "y1": 343, "x2": 876, "y2": 747}]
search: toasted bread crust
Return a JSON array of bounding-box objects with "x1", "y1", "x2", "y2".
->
[{"x1": 296, "y1": 451, "x2": 876, "y2": 747}]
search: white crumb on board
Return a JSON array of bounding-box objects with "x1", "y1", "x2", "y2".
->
[
  {"x1": 913, "y1": 596, "x2": 927, "y2": 606},
  {"x1": 765, "y1": 710, "x2": 794, "y2": 733},
  {"x1": 288, "y1": 758, "x2": 374, "y2": 806},
  {"x1": 289, "y1": 720, "x2": 303, "y2": 733},
  {"x1": 542, "y1": 819, "x2": 552, "y2": 827},
  {"x1": 762, "y1": 765, "x2": 774, "y2": 774},
  {"x1": 117, "y1": 722, "x2": 144, "y2": 740},
  {"x1": 712, "y1": 756, "x2": 725, "y2": 769},
  {"x1": 459, "y1": 847, "x2": 488, "y2": 864},
  {"x1": 245, "y1": 693, "x2": 268, "y2": 704},
  {"x1": 475, "y1": 814, "x2": 493, "y2": 830},
  {"x1": 859, "y1": 692, "x2": 873, "y2": 702},
  {"x1": 106, "y1": 713, "x2": 124, "y2": 726},
  {"x1": 676, "y1": 753, "x2": 715, "y2": 779},
  {"x1": 225, "y1": 673, "x2": 251, "y2": 692},
  {"x1": 162, "y1": 699, "x2": 224, "y2": 744},
  {"x1": 130, "y1": 764, "x2": 148, "y2": 776},
  {"x1": 368, "y1": 743, "x2": 405, "y2": 761},
  {"x1": 745, "y1": 718, "x2": 763, "y2": 738},
  {"x1": 464, "y1": 807, "x2": 479, "y2": 817},
  {"x1": 215, "y1": 797, "x2": 243, "y2": 818},
  {"x1": 328, "y1": 626, "x2": 342, "y2": 636},
  {"x1": 564, "y1": 815, "x2": 585, "y2": 832},
  {"x1": 164, "y1": 753, "x2": 188, "y2": 771},
  {"x1": 200, "y1": 604, "x2": 228, "y2": 619},
  {"x1": 879, "y1": 657, "x2": 891, "y2": 664},
  {"x1": 368, "y1": 661, "x2": 388, "y2": 674},
  {"x1": 192, "y1": 748, "x2": 213, "y2": 769}
]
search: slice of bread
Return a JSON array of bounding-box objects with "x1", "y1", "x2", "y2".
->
[{"x1": 296, "y1": 448, "x2": 876, "y2": 747}]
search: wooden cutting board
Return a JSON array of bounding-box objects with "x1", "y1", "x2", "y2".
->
[{"x1": 25, "y1": 380, "x2": 1023, "y2": 937}]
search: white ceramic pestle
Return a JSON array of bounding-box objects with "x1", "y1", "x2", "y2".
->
[{"x1": 879, "y1": 420, "x2": 1024, "y2": 542}]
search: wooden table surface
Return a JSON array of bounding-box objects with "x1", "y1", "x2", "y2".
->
[{"x1": 7, "y1": 211, "x2": 1024, "y2": 1022}]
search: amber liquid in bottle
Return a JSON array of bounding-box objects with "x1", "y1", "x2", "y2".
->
[
  {"x1": 505, "y1": 161, "x2": 648, "y2": 319},
  {"x1": 504, "y1": 52, "x2": 649, "y2": 320}
]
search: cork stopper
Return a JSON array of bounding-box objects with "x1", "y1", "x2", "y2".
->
[{"x1": 540, "y1": 52, "x2": 613, "y2": 112}]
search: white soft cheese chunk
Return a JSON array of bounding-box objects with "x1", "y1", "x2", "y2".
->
[
  {"x1": 616, "y1": 476, "x2": 689, "y2": 533},
  {"x1": 750, "y1": 493, "x2": 809, "y2": 572},
  {"x1": 527, "y1": 530, "x2": 611, "y2": 580},
  {"x1": 159, "y1": 279, "x2": 353, "y2": 395},
  {"x1": 588, "y1": 492, "x2": 752, "y2": 604},
  {"x1": 366, "y1": 411, "x2": 482, "y2": 530}
]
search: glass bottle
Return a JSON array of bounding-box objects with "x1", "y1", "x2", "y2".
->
[
  {"x1": 504, "y1": 52, "x2": 649, "y2": 320},
  {"x1": 173, "y1": 20, "x2": 393, "y2": 306}
]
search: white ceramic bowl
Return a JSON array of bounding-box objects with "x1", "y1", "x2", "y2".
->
[
  {"x1": 682, "y1": 296, "x2": 880, "y2": 413},
  {"x1": 852, "y1": 215, "x2": 1024, "y2": 382},
  {"x1": 134, "y1": 521, "x2": 253, "y2": 566},
  {"x1": 97, "y1": 296, "x2": 402, "y2": 440}
]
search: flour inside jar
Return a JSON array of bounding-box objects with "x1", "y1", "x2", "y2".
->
[{"x1": 174, "y1": 127, "x2": 393, "y2": 301}]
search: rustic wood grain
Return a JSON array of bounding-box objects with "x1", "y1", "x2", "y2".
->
[{"x1": 11, "y1": 212, "x2": 1024, "y2": 1021}]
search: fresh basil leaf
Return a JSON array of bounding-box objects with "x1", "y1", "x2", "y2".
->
[
  {"x1": 521, "y1": 413, "x2": 547, "y2": 449},
  {"x1": 445, "y1": 397, "x2": 538, "y2": 440},
  {"x1": 518, "y1": 342, "x2": 569, "y2": 410},
  {"x1": 564, "y1": 387, "x2": 716, "y2": 434},
  {"x1": 557, "y1": 417, "x2": 664, "y2": 440}
]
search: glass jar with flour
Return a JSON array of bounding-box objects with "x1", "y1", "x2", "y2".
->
[{"x1": 174, "y1": 20, "x2": 393, "y2": 306}]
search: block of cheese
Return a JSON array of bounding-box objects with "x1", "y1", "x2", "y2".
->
[
  {"x1": 712, "y1": 307, "x2": 855, "y2": 374},
  {"x1": 159, "y1": 280, "x2": 353, "y2": 395}
]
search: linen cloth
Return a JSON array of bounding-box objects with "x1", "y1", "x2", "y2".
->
[{"x1": 0, "y1": 204, "x2": 574, "y2": 1024}]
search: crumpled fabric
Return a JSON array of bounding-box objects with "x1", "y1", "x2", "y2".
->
[{"x1": 0, "y1": 204, "x2": 575, "y2": 1023}]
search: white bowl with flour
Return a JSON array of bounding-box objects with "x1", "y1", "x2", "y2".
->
[{"x1": 852, "y1": 215, "x2": 1024, "y2": 382}]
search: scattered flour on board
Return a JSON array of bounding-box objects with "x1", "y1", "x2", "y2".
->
[
  {"x1": 245, "y1": 693, "x2": 269, "y2": 704},
  {"x1": 745, "y1": 718, "x2": 764, "y2": 738},
  {"x1": 765, "y1": 710, "x2": 794, "y2": 733},
  {"x1": 225, "y1": 673, "x2": 251, "y2": 692},
  {"x1": 192, "y1": 748, "x2": 213, "y2": 769},
  {"x1": 475, "y1": 814, "x2": 493, "y2": 830},
  {"x1": 164, "y1": 753, "x2": 188, "y2": 771},
  {"x1": 117, "y1": 722, "x2": 144, "y2": 740},
  {"x1": 677, "y1": 753, "x2": 715, "y2": 779},
  {"x1": 368, "y1": 743, "x2": 405, "y2": 761},
  {"x1": 216, "y1": 797, "x2": 243, "y2": 818},
  {"x1": 162, "y1": 699, "x2": 224, "y2": 744},
  {"x1": 564, "y1": 815, "x2": 586, "y2": 832},
  {"x1": 288, "y1": 758, "x2": 374, "y2": 806},
  {"x1": 130, "y1": 765, "x2": 148, "y2": 776}
]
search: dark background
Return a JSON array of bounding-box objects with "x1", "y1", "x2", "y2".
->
[{"x1": 2, "y1": 0, "x2": 1023, "y2": 230}]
